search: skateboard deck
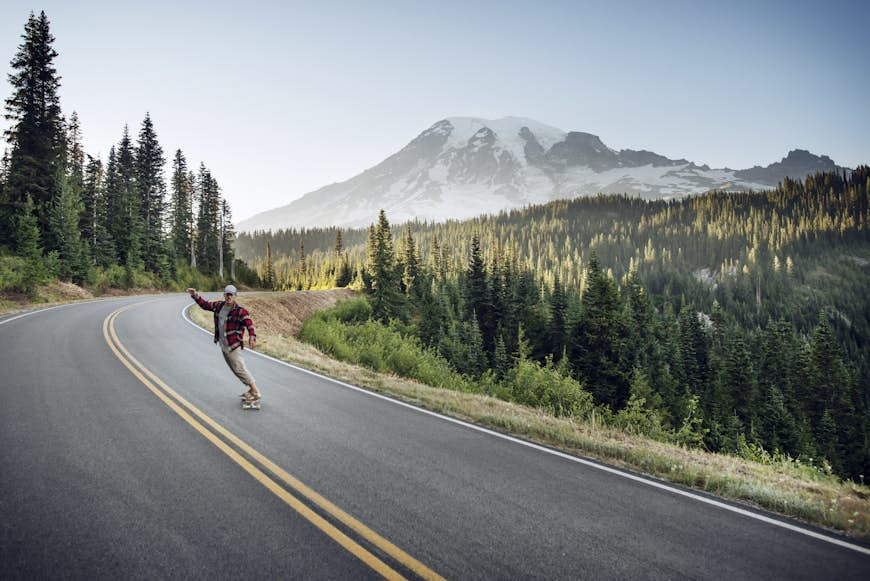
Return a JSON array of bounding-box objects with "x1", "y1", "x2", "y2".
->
[{"x1": 240, "y1": 394, "x2": 262, "y2": 411}]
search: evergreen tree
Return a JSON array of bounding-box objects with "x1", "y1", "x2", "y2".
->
[
  {"x1": 465, "y1": 233, "x2": 489, "y2": 323},
  {"x1": 15, "y1": 194, "x2": 52, "y2": 294},
  {"x1": 81, "y1": 154, "x2": 109, "y2": 263},
  {"x1": 195, "y1": 164, "x2": 220, "y2": 274},
  {"x1": 334, "y1": 229, "x2": 343, "y2": 255},
  {"x1": 401, "y1": 224, "x2": 420, "y2": 296},
  {"x1": 2, "y1": 11, "x2": 64, "y2": 246},
  {"x1": 719, "y1": 333, "x2": 757, "y2": 432},
  {"x1": 264, "y1": 240, "x2": 275, "y2": 289},
  {"x1": 65, "y1": 112, "x2": 84, "y2": 215},
  {"x1": 105, "y1": 127, "x2": 143, "y2": 271},
  {"x1": 169, "y1": 149, "x2": 193, "y2": 261},
  {"x1": 678, "y1": 305, "x2": 709, "y2": 399},
  {"x1": 135, "y1": 113, "x2": 167, "y2": 271},
  {"x1": 810, "y1": 312, "x2": 866, "y2": 477},
  {"x1": 49, "y1": 149, "x2": 88, "y2": 284},
  {"x1": 365, "y1": 210, "x2": 403, "y2": 321},
  {"x1": 549, "y1": 273, "x2": 568, "y2": 358},
  {"x1": 221, "y1": 199, "x2": 235, "y2": 280},
  {"x1": 187, "y1": 169, "x2": 197, "y2": 268},
  {"x1": 568, "y1": 253, "x2": 630, "y2": 408}
]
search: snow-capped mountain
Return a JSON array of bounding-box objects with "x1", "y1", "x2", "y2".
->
[{"x1": 237, "y1": 117, "x2": 849, "y2": 232}]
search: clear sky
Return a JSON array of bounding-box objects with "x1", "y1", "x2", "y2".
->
[{"x1": 2, "y1": 0, "x2": 868, "y2": 222}]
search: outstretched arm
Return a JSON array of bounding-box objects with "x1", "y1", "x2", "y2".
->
[{"x1": 187, "y1": 288, "x2": 218, "y2": 311}]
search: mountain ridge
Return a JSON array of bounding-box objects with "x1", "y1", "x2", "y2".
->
[{"x1": 238, "y1": 117, "x2": 850, "y2": 232}]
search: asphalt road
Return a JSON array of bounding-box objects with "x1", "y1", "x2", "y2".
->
[{"x1": 1, "y1": 294, "x2": 869, "y2": 580}]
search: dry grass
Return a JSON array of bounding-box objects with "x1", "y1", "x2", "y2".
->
[
  {"x1": 0, "y1": 280, "x2": 96, "y2": 315},
  {"x1": 0, "y1": 280, "x2": 179, "y2": 316},
  {"x1": 189, "y1": 290, "x2": 870, "y2": 541}
]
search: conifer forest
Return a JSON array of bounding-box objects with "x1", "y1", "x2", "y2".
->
[
  {"x1": 236, "y1": 171, "x2": 870, "y2": 481},
  {"x1": 0, "y1": 12, "x2": 256, "y2": 297}
]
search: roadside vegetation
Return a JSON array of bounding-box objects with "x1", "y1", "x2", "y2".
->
[{"x1": 190, "y1": 292, "x2": 870, "y2": 541}]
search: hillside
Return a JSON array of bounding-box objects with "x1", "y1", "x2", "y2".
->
[{"x1": 235, "y1": 169, "x2": 870, "y2": 484}]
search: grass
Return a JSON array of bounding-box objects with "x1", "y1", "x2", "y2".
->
[{"x1": 190, "y1": 290, "x2": 870, "y2": 541}]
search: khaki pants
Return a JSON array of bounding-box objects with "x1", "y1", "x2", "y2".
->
[{"x1": 222, "y1": 347, "x2": 255, "y2": 386}]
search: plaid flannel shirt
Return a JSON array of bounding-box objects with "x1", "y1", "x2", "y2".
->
[{"x1": 192, "y1": 293, "x2": 256, "y2": 350}]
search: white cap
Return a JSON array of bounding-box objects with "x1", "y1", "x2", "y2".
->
[{"x1": 224, "y1": 284, "x2": 238, "y2": 295}]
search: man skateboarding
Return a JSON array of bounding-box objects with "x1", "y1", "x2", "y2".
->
[{"x1": 187, "y1": 285, "x2": 262, "y2": 405}]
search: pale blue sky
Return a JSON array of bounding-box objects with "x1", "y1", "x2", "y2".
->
[{"x1": 2, "y1": 0, "x2": 868, "y2": 221}]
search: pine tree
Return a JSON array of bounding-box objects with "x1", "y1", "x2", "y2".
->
[
  {"x1": 568, "y1": 252, "x2": 630, "y2": 408},
  {"x1": 333, "y1": 229, "x2": 352, "y2": 287},
  {"x1": 334, "y1": 229, "x2": 343, "y2": 255},
  {"x1": 465, "y1": 232, "x2": 490, "y2": 339},
  {"x1": 810, "y1": 312, "x2": 866, "y2": 478},
  {"x1": 195, "y1": 164, "x2": 220, "y2": 274},
  {"x1": 719, "y1": 333, "x2": 757, "y2": 431},
  {"x1": 264, "y1": 240, "x2": 275, "y2": 289},
  {"x1": 187, "y1": 169, "x2": 197, "y2": 268},
  {"x1": 15, "y1": 194, "x2": 52, "y2": 294},
  {"x1": 65, "y1": 112, "x2": 84, "y2": 212},
  {"x1": 365, "y1": 210, "x2": 403, "y2": 321},
  {"x1": 135, "y1": 113, "x2": 166, "y2": 271},
  {"x1": 2, "y1": 11, "x2": 65, "y2": 247},
  {"x1": 169, "y1": 149, "x2": 193, "y2": 261},
  {"x1": 81, "y1": 154, "x2": 105, "y2": 263},
  {"x1": 678, "y1": 305, "x2": 709, "y2": 399},
  {"x1": 401, "y1": 224, "x2": 420, "y2": 296},
  {"x1": 549, "y1": 273, "x2": 568, "y2": 357},
  {"x1": 221, "y1": 199, "x2": 235, "y2": 280},
  {"x1": 49, "y1": 170, "x2": 87, "y2": 283},
  {"x1": 105, "y1": 127, "x2": 143, "y2": 272}
]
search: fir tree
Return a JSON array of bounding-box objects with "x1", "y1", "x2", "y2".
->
[
  {"x1": 81, "y1": 154, "x2": 108, "y2": 263},
  {"x1": 221, "y1": 199, "x2": 235, "y2": 280},
  {"x1": 719, "y1": 333, "x2": 757, "y2": 431},
  {"x1": 365, "y1": 210, "x2": 403, "y2": 321},
  {"x1": 195, "y1": 164, "x2": 220, "y2": 274},
  {"x1": 2, "y1": 11, "x2": 64, "y2": 246},
  {"x1": 15, "y1": 194, "x2": 52, "y2": 294},
  {"x1": 549, "y1": 273, "x2": 568, "y2": 357},
  {"x1": 401, "y1": 224, "x2": 420, "y2": 296},
  {"x1": 169, "y1": 149, "x2": 193, "y2": 261},
  {"x1": 569, "y1": 253, "x2": 630, "y2": 408},
  {"x1": 334, "y1": 229, "x2": 343, "y2": 255},
  {"x1": 465, "y1": 232, "x2": 488, "y2": 322},
  {"x1": 264, "y1": 240, "x2": 275, "y2": 289},
  {"x1": 106, "y1": 127, "x2": 143, "y2": 270},
  {"x1": 49, "y1": 145, "x2": 88, "y2": 285},
  {"x1": 135, "y1": 113, "x2": 166, "y2": 271}
]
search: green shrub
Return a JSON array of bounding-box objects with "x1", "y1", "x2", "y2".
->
[
  {"x1": 0, "y1": 255, "x2": 26, "y2": 293},
  {"x1": 301, "y1": 304, "x2": 471, "y2": 391},
  {"x1": 614, "y1": 394, "x2": 666, "y2": 438},
  {"x1": 331, "y1": 297, "x2": 373, "y2": 324},
  {"x1": 507, "y1": 357, "x2": 594, "y2": 418},
  {"x1": 91, "y1": 264, "x2": 127, "y2": 293}
]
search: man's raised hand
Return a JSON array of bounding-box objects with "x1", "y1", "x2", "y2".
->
[{"x1": 187, "y1": 288, "x2": 196, "y2": 296}]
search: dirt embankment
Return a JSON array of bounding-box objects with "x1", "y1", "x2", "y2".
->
[{"x1": 239, "y1": 288, "x2": 356, "y2": 337}]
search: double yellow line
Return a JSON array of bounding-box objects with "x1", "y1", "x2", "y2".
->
[{"x1": 103, "y1": 302, "x2": 445, "y2": 581}]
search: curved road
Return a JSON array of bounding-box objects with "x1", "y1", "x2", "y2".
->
[{"x1": 1, "y1": 294, "x2": 868, "y2": 579}]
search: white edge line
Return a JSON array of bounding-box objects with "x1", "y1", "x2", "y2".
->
[
  {"x1": 178, "y1": 300, "x2": 870, "y2": 557},
  {"x1": 0, "y1": 294, "x2": 165, "y2": 327},
  {"x1": 0, "y1": 299, "x2": 105, "y2": 326}
]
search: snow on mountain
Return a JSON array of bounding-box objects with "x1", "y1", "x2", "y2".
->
[{"x1": 237, "y1": 117, "x2": 850, "y2": 232}]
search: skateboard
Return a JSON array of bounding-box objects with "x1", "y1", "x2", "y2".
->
[{"x1": 240, "y1": 394, "x2": 262, "y2": 411}]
